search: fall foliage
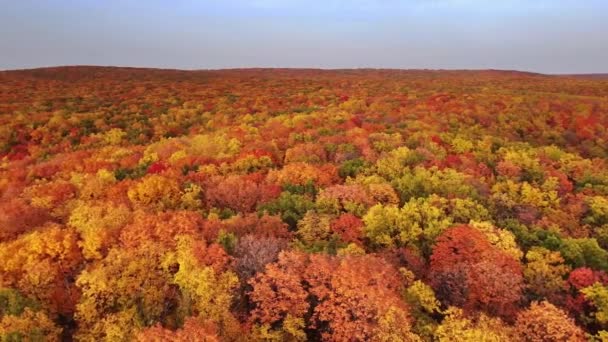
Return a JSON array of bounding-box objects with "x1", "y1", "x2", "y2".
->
[{"x1": 2, "y1": 66, "x2": 608, "y2": 339}]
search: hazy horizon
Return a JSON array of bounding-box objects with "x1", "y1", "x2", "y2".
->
[
  {"x1": 4, "y1": 65, "x2": 608, "y2": 76},
  {"x1": 1, "y1": 0, "x2": 607, "y2": 73}
]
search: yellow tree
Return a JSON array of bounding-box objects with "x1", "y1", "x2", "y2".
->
[
  {"x1": 74, "y1": 242, "x2": 173, "y2": 341},
  {"x1": 162, "y1": 235, "x2": 240, "y2": 338},
  {"x1": 68, "y1": 200, "x2": 132, "y2": 259},
  {"x1": 435, "y1": 307, "x2": 514, "y2": 342},
  {"x1": 523, "y1": 247, "x2": 570, "y2": 304},
  {"x1": 127, "y1": 174, "x2": 182, "y2": 210},
  {"x1": 0, "y1": 223, "x2": 82, "y2": 315}
]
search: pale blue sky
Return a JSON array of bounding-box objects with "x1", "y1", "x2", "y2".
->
[{"x1": 1, "y1": 0, "x2": 606, "y2": 73}]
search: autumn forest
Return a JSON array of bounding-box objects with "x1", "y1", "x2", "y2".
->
[{"x1": 1, "y1": 67, "x2": 608, "y2": 341}]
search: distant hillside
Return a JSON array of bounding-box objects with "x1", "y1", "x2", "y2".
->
[
  {"x1": 561, "y1": 74, "x2": 608, "y2": 80},
  {"x1": 2, "y1": 65, "x2": 549, "y2": 80}
]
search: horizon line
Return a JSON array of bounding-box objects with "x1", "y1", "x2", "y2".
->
[{"x1": 2, "y1": 64, "x2": 608, "y2": 77}]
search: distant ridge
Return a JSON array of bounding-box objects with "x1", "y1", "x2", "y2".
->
[
  {"x1": 559, "y1": 74, "x2": 608, "y2": 80},
  {"x1": 0, "y1": 66, "x2": 555, "y2": 84},
  {"x1": 2, "y1": 65, "x2": 548, "y2": 76}
]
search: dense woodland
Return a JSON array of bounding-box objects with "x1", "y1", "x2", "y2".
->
[{"x1": 1, "y1": 67, "x2": 608, "y2": 341}]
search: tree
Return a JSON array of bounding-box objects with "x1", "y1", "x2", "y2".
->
[
  {"x1": 491, "y1": 180, "x2": 559, "y2": 213},
  {"x1": 568, "y1": 267, "x2": 608, "y2": 291},
  {"x1": 284, "y1": 143, "x2": 327, "y2": 164},
  {"x1": 162, "y1": 235, "x2": 240, "y2": 338},
  {"x1": 120, "y1": 210, "x2": 204, "y2": 249},
  {"x1": 363, "y1": 204, "x2": 416, "y2": 248},
  {"x1": 315, "y1": 184, "x2": 373, "y2": 216},
  {"x1": 559, "y1": 238, "x2": 608, "y2": 271},
  {"x1": 248, "y1": 251, "x2": 310, "y2": 326},
  {"x1": 266, "y1": 162, "x2": 338, "y2": 188},
  {"x1": 338, "y1": 158, "x2": 368, "y2": 179},
  {"x1": 258, "y1": 192, "x2": 315, "y2": 230},
  {"x1": 581, "y1": 284, "x2": 608, "y2": 329},
  {"x1": 584, "y1": 196, "x2": 608, "y2": 227},
  {"x1": 136, "y1": 317, "x2": 219, "y2": 342},
  {"x1": 434, "y1": 307, "x2": 514, "y2": 342},
  {"x1": 221, "y1": 213, "x2": 291, "y2": 239},
  {"x1": 330, "y1": 213, "x2": 364, "y2": 245},
  {"x1": 0, "y1": 288, "x2": 62, "y2": 341},
  {"x1": 234, "y1": 235, "x2": 288, "y2": 282},
  {"x1": 523, "y1": 247, "x2": 570, "y2": 304},
  {"x1": 295, "y1": 211, "x2": 333, "y2": 247},
  {"x1": 466, "y1": 258, "x2": 524, "y2": 318},
  {"x1": 248, "y1": 251, "x2": 419, "y2": 341},
  {"x1": 362, "y1": 196, "x2": 455, "y2": 253},
  {"x1": 368, "y1": 132, "x2": 403, "y2": 153},
  {"x1": 187, "y1": 133, "x2": 241, "y2": 159},
  {"x1": 432, "y1": 266, "x2": 470, "y2": 309},
  {"x1": 374, "y1": 146, "x2": 424, "y2": 180},
  {"x1": 470, "y1": 221, "x2": 523, "y2": 260},
  {"x1": 206, "y1": 175, "x2": 279, "y2": 213},
  {"x1": 430, "y1": 225, "x2": 523, "y2": 318},
  {"x1": 514, "y1": 301, "x2": 585, "y2": 342},
  {"x1": 0, "y1": 199, "x2": 50, "y2": 242},
  {"x1": 68, "y1": 200, "x2": 132, "y2": 259},
  {"x1": 304, "y1": 254, "x2": 416, "y2": 341},
  {"x1": 0, "y1": 223, "x2": 82, "y2": 315},
  {"x1": 367, "y1": 182, "x2": 400, "y2": 206},
  {"x1": 404, "y1": 280, "x2": 442, "y2": 339},
  {"x1": 447, "y1": 197, "x2": 491, "y2": 224},
  {"x1": 22, "y1": 179, "x2": 77, "y2": 217},
  {"x1": 127, "y1": 174, "x2": 181, "y2": 210},
  {"x1": 391, "y1": 166, "x2": 478, "y2": 203},
  {"x1": 229, "y1": 152, "x2": 274, "y2": 174},
  {"x1": 74, "y1": 242, "x2": 174, "y2": 340},
  {"x1": 0, "y1": 308, "x2": 62, "y2": 342},
  {"x1": 566, "y1": 267, "x2": 608, "y2": 325},
  {"x1": 400, "y1": 197, "x2": 453, "y2": 254},
  {"x1": 249, "y1": 314, "x2": 307, "y2": 342}
]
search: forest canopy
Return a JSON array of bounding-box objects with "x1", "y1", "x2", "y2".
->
[{"x1": 1, "y1": 67, "x2": 608, "y2": 341}]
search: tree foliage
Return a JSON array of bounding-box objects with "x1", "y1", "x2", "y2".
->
[{"x1": 1, "y1": 67, "x2": 607, "y2": 338}]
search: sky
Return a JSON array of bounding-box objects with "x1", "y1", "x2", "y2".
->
[{"x1": 1, "y1": 0, "x2": 607, "y2": 73}]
